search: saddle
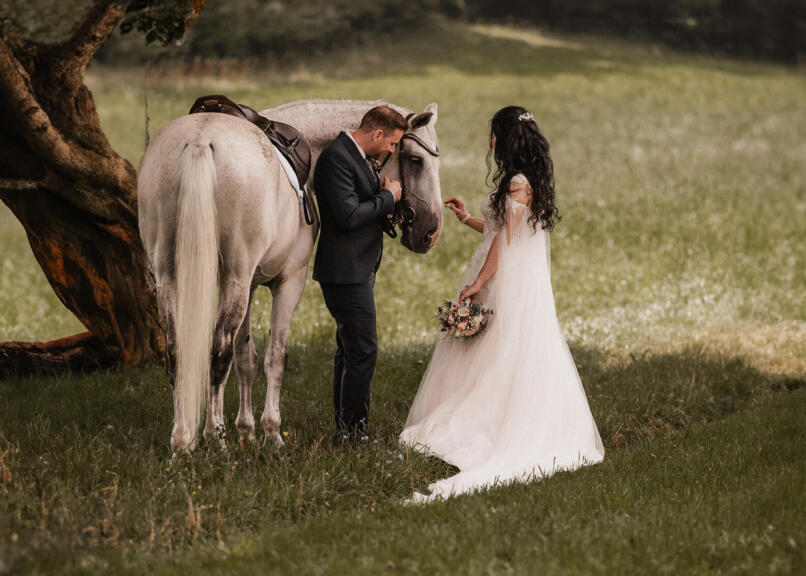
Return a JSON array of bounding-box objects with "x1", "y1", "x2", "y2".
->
[{"x1": 189, "y1": 94, "x2": 312, "y2": 197}]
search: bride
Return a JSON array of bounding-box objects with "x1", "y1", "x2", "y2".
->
[{"x1": 400, "y1": 106, "x2": 605, "y2": 502}]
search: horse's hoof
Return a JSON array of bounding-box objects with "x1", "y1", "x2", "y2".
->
[
  {"x1": 171, "y1": 440, "x2": 194, "y2": 455},
  {"x1": 238, "y1": 430, "x2": 256, "y2": 446},
  {"x1": 215, "y1": 425, "x2": 228, "y2": 450},
  {"x1": 262, "y1": 433, "x2": 284, "y2": 448},
  {"x1": 171, "y1": 426, "x2": 194, "y2": 454},
  {"x1": 201, "y1": 425, "x2": 227, "y2": 449},
  {"x1": 170, "y1": 448, "x2": 190, "y2": 463}
]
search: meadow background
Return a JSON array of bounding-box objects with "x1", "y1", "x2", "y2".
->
[{"x1": 1, "y1": 19, "x2": 805, "y2": 574}]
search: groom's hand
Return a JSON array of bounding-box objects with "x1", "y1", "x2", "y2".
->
[{"x1": 383, "y1": 177, "x2": 403, "y2": 202}]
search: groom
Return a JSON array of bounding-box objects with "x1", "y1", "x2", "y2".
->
[{"x1": 313, "y1": 105, "x2": 406, "y2": 443}]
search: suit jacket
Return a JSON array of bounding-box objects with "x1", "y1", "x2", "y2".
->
[{"x1": 313, "y1": 132, "x2": 395, "y2": 284}]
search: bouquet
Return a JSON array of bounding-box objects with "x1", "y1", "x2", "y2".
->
[{"x1": 436, "y1": 299, "x2": 494, "y2": 338}]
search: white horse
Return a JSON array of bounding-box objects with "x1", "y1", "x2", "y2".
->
[{"x1": 137, "y1": 99, "x2": 441, "y2": 452}]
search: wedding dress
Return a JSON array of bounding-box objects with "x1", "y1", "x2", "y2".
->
[{"x1": 400, "y1": 175, "x2": 605, "y2": 502}]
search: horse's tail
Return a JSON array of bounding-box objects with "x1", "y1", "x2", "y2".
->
[{"x1": 174, "y1": 141, "x2": 218, "y2": 449}]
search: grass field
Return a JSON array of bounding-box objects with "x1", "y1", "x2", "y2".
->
[{"x1": 1, "y1": 21, "x2": 804, "y2": 574}]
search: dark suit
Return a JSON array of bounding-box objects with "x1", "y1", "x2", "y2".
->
[{"x1": 314, "y1": 132, "x2": 395, "y2": 434}]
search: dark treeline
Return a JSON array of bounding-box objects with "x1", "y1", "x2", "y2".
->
[
  {"x1": 95, "y1": 0, "x2": 804, "y2": 64},
  {"x1": 96, "y1": 0, "x2": 444, "y2": 63}
]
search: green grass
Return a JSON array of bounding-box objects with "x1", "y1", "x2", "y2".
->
[
  {"x1": 2, "y1": 22, "x2": 804, "y2": 370},
  {"x1": 158, "y1": 386, "x2": 806, "y2": 575},
  {"x1": 136, "y1": 387, "x2": 806, "y2": 575},
  {"x1": 1, "y1": 352, "x2": 802, "y2": 574},
  {"x1": 0, "y1": 20, "x2": 805, "y2": 574}
]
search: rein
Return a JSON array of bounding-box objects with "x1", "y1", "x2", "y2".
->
[{"x1": 383, "y1": 131, "x2": 440, "y2": 238}]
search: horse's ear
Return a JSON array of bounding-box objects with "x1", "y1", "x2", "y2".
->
[
  {"x1": 408, "y1": 105, "x2": 437, "y2": 130},
  {"x1": 424, "y1": 102, "x2": 438, "y2": 124}
]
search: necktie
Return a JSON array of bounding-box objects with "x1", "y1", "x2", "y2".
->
[{"x1": 367, "y1": 157, "x2": 381, "y2": 190}]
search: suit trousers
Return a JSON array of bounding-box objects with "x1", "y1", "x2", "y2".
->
[{"x1": 320, "y1": 273, "x2": 377, "y2": 434}]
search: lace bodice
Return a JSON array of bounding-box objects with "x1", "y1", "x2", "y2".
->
[
  {"x1": 456, "y1": 195, "x2": 496, "y2": 299},
  {"x1": 457, "y1": 174, "x2": 533, "y2": 300}
]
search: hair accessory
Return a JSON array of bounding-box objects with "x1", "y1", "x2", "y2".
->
[{"x1": 518, "y1": 111, "x2": 534, "y2": 122}]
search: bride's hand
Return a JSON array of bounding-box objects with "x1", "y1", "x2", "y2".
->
[
  {"x1": 444, "y1": 197, "x2": 467, "y2": 221},
  {"x1": 459, "y1": 280, "x2": 482, "y2": 303}
]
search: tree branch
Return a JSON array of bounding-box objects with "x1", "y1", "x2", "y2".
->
[
  {"x1": 0, "y1": 33, "x2": 137, "y2": 206},
  {"x1": 0, "y1": 332, "x2": 118, "y2": 378},
  {"x1": 53, "y1": 1, "x2": 127, "y2": 88}
]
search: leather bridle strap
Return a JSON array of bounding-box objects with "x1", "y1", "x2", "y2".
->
[
  {"x1": 379, "y1": 130, "x2": 439, "y2": 239},
  {"x1": 400, "y1": 132, "x2": 439, "y2": 157},
  {"x1": 377, "y1": 130, "x2": 440, "y2": 171}
]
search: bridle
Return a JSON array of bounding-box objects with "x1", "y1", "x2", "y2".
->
[{"x1": 382, "y1": 130, "x2": 440, "y2": 239}]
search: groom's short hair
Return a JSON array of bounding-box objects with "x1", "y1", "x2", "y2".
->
[{"x1": 358, "y1": 105, "x2": 407, "y2": 134}]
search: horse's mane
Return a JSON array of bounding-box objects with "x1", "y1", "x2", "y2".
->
[{"x1": 264, "y1": 99, "x2": 412, "y2": 117}]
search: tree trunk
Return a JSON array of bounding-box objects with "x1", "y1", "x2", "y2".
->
[{"x1": 0, "y1": 3, "x2": 164, "y2": 376}]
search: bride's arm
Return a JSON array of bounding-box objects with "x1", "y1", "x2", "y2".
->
[
  {"x1": 459, "y1": 184, "x2": 530, "y2": 302},
  {"x1": 463, "y1": 216, "x2": 485, "y2": 233},
  {"x1": 445, "y1": 197, "x2": 484, "y2": 233},
  {"x1": 459, "y1": 233, "x2": 499, "y2": 302}
]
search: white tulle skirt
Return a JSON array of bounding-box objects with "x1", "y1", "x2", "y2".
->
[{"x1": 400, "y1": 219, "x2": 604, "y2": 502}]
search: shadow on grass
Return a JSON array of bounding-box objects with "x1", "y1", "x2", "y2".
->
[
  {"x1": 568, "y1": 345, "x2": 804, "y2": 451},
  {"x1": 1, "y1": 339, "x2": 803, "y2": 453},
  {"x1": 133, "y1": 19, "x2": 793, "y2": 91},
  {"x1": 0, "y1": 338, "x2": 802, "y2": 563}
]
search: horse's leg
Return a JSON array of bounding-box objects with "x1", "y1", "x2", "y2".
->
[
  {"x1": 204, "y1": 278, "x2": 251, "y2": 449},
  {"x1": 234, "y1": 286, "x2": 259, "y2": 445},
  {"x1": 156, "y1": 282, "x2": 186, "y2": 447},
  {"x1": 260, "y1": 268, "x2": 306, "y2": 446},
  {"x1": 203, "y1": 385, "x2": 217, "y2": 443},
  {"x1": 156, "y1": 283, "x2": 178, "y2": 388}
]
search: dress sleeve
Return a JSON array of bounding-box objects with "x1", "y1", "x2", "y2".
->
[
  {"x1": 510, "y1": 173, "x2": 530, "y2": 187},
  {"x1": 503, "y1": 196, "x2": 528, "y2": 245}
]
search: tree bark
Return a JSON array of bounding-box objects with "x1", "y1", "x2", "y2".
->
[{"x1": 0, "y1": 2, "x2": 164, "y2": 376}]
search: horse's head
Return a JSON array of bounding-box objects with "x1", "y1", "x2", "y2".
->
[{"x1": 381, "y1": 103, "x2": 442, "y2": 254}]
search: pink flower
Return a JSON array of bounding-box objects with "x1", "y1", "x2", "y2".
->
[{"x1": 435, "y1": 298, "x2": 493, "y2": 339}]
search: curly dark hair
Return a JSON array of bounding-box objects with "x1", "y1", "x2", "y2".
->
[{"x1": 486, "y1": 106, "x2": 559, "y2": 232}]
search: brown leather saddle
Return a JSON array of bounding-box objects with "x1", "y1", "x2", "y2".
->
[{"x1": 189, "y1": 95, "x2": 315, "y2": 225}]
